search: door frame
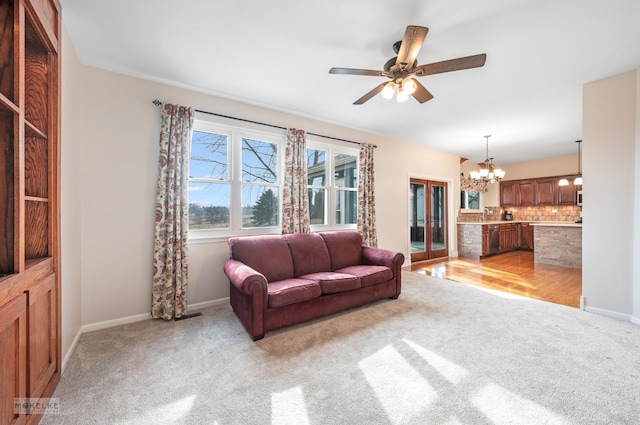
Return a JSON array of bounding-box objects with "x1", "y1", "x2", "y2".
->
[{"x1": 407, "y1": 173, "x2": 457, "y2": 263}]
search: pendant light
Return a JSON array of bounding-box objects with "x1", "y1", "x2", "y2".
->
[
  {"x1": 469, "y1": 135, "x2": 505, "y2": 183},
  {"x1": 559, "y1": 140, "x2": 582, "y2": 186}
]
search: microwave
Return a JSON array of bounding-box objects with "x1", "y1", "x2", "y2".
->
[{"x1": 577, "y1": 190, "x2": 582, "y2": 206}]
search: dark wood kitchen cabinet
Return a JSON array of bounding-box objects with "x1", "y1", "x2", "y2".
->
[
  {"x1": 518, "y1": 181, "x2": 536, "y2": 205},
  {"x1": 500, "y1": 175, "x2": 579, "y2": 207},
  {"x1": 0, "y1": 1, "x2": 62, "y2": 424},
  {"x1": 520, "y1": 223, "x2": 534, "y2": 250},
  {"x1": 536, "y1": 178, "x2": 556, "y2": 204},
  {"x1": 557, "y1": 182, "x2": 578, "y2": 205},
  {"x1": 500, "y1": 181, "x2": 519, "y2": 206}
]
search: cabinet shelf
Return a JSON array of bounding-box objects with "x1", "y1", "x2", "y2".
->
[
  {"x1": 25, "y1": 196, "x2": 48, "y2": 202},
  {"x1": 0, "y1": 92, "x2": 19, "y2": 114},
  {"x1": 25, "y1": 118, "x2": 47, "y2": 139}
]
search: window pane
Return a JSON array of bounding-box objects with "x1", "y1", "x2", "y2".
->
[
  {"x1": 188, "y1": 182, "x2": 230, "y2": 229},
  {"x1": 336, "y1": 189, "x2": 357, "y2": 224},
  {"x1": 242, "y1": 186, "x2": 279, "y2": 227},
  {"x1": 468, "y1": 191, "x2": 480, "y2": 209},
  {"x1": 334, "y1": 153, "x2": 357, "y2": 188},
  {"x1": 308, "y1": 188, "x2": 326, "y2": 225},
  {"x1": 307, "y1": 149, "x2": 326, "y2": 186},
  {"x1": 190, "y1": 131, "x2": 227, "y2": 180},
  {"x1": 242, "y1": 138, "x2": 277, "y2": 183}
]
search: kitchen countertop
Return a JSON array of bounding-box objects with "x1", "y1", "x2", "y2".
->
[{"x1": 458, "y1": 220, "x2": 582, "y2": 227}]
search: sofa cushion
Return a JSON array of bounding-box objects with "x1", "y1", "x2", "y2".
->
[
  {"x1": 267, "y1": 278, "x2": 322, "y2": 308},
  {"x1": 228, "y1": 235, "x2": 294, "y2": 283},
  {"x1": 283, "y1": 233, "x2": 331, "y2": 277},
  {"x1": 320, "y1": 231, "x2": 363, "y2": 270},
  {"x1": 300, "y1": 272, "x2": 360, "y2": 294},
  {"x1": 336, "y1": 265, "x2": 393, "y2": 288}
]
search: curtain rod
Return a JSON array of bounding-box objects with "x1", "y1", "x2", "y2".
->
[{"x1": 152, "y1": 99, "x2": 376, "y2": 148}]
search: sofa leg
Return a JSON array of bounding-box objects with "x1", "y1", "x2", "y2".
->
[
  {"x1": 390, "y1": 294, "x2": 400, "y2": 300},
  {"x1": 252, "y1": 333, "x2": 265, "y2": 341}
]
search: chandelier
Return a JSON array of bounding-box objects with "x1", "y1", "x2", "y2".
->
[
  {"x1": 558, "y1": 140, "x2": 582, "y2": 186},
  {"x1": 469, "y1": 135, "x2": 505, "y2": 183}
]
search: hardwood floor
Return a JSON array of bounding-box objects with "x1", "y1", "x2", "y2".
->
[{"x1": 406, "y1": 251, "x2": 582, "y2": 308}]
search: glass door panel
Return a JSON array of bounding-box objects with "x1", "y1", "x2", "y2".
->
[{"x1": 410, "y1": 179, "x2": 448, "y2": 262}]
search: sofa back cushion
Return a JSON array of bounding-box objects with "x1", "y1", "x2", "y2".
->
[
  {"x1": 283, "y1": 233, "x2": 331, "y2": 277},
  {"x1": 228, "y1": 235, "x2": 294, "y2": 282},
  {"x1": 320, "y1": 231, "x2": 363, "y2": 270}
]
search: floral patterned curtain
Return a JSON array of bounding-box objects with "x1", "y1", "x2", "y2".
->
[
  {"x1": 357, "y1": 143, "x2": 378, "y2": 247},
  {"x1": 152, "y1": 103, "x2": 194, "y2": 320},
  {"x1": 281, "y1": 128, "x2": 311, "y2": 234}
]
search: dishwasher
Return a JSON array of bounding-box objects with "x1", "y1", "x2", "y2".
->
[{"x1": 488, "y1": 224, "x2": 500, "y2": 255}]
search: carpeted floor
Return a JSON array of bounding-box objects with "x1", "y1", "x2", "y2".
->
[{"x1": 43, "y1": 271, "x2": 640, "y2": 425}]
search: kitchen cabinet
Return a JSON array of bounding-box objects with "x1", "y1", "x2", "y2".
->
[
  {"x1": 518, "y1": 181, "x2": 536, "y2": 205},
  {"x1": 481, "y1": 225, "x2": 489, "y2": 257},
  {"x1": 500, "y1": 175, "x2": 578, "y2": 207},
  {"x1": 500, "y1": 181, "x2": 519, "y2": 206},
  {"x1": 536, "y1": 178, "x2": 556, "y2": 204},
  {"x1": 0, "y1": 0, "x2": 62, "y2": 423},
  {"x1": 557, "y1": 182, "x2": 578, "y2": 205},
  {"x1": 520, "y1": 223, "x2": 534, "y2": 250}
]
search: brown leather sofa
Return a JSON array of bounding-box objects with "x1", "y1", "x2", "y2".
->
[{"x1": 224, "y1": 231, "x2": 404, "y2": 340}]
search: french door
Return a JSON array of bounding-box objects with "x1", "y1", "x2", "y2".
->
[{"x1": 409, "y1": 179, "x2": 448, "y2": 262}]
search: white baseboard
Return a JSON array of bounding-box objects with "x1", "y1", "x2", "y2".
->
[
  {"x1": 61, "y1": 328, "x2": 82, "y2": 373},
  {"x1": 61, "y1": 297, "x2": 230, "y2": 374},
  {"x1": 584, "y1": 305, "x2": 638, "y2": 323}
]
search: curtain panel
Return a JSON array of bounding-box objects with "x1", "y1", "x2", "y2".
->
[
  {"x1": 281, "y1": 128, "x2": 311, "y2": 234},
  {"x1": 357, "y1": 143, "x2": 378, "y2": 247},
  {"x1": 152, "y1": 103, "x2": 194, "y2": 320}
]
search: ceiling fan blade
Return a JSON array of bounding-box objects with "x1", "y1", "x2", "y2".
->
[
  {"x1": 329, "y1": 67, "x2": 388, "y2": 77},
  {"x1": 396, "y1": 25, "x2": 429, "y2": 69},
  {"x1": 414, "y1": 53, "x2": 487, "y2": 76},
  {"x1": 353, "y1": 82, "x2": 388, "y2": 105},
  {"x1": 411, "y1": 80, "x2": 434, "y2": 104}
]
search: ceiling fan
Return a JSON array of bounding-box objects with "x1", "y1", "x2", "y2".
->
[{"x1": 329, "y1": 25, "x2": 487, "y2": 105}]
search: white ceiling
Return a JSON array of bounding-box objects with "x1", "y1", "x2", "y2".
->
[{"x1": 59, "y1": 0, "x2": 640, "y2": 164}]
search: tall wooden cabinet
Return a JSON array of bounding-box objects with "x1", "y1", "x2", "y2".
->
[{"x1": 0, "y1": 0, "x2": 61, "y2": 424}]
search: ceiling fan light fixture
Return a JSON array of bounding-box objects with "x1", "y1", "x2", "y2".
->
[
  {"x1": 381, "y1": 81, "x2": 396, "y2": 99},
  {"x1": 396, "y1": 87, "x2": 409, "y2": 102},
  {"x1": 401, "y1": 77, "x2": 417, "y2": 95}
]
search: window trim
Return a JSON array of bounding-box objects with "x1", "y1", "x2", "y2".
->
[
  {"x1": 306, "y1": 139, "x2": 359, "y2": 232},
  {"x1": 188, "y1": 118, "x2": 359, "y2": 242},
  {"x1": 188, "y1": 119, "x2": 285, "y2": 241}
]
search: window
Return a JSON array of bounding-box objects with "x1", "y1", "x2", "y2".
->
[
  {"x1": 188, "y1": 120, "x2": 283, "y2": 237},
  {"x1": 306, "y1": 141, "x2": 358, "y2": 230},
  {"x1": 187, "y1": 120, "x2": 359, "y2": 239},
  {"x1": 460, "y1": 190, "x2": 481, "y2": 211}
]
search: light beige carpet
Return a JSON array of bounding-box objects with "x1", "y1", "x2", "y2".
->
[{"x1": 43, "y1": 271, "x2": 640, "y2": 424}]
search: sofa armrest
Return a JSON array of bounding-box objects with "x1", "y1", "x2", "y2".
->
[
  {"x1": 362, "y1": 246, "x2": 405, "y2": 277},
  {"x1": 224, "y1": 259, "x2": 268, "y2": 296}
]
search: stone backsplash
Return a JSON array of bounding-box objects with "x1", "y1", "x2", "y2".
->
[{"x1": 458, "y1": 205, "x2": 581, "y2": 222}]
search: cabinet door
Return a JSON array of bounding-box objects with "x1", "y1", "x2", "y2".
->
[
  {"x1": 0, "y1": 294, "x2": 28, "y2": 425},
  {"x1": 28, "y1": 274, "x2": 57, "y2": 399},
  {"x1": 481, "y1": 226, "x2": 489, "y2": 257},
  {"x1": 518, "y1": 181, "x2": 536, "y2": 205},
  {"x1": 537, "y1": 179, "x2": 556, "y2": 204},
  {"x1": 500, "y1": 182, "x2": 519, "y2": 206},
  {"x1": 557, "y1": 182, "x2": 577, "y2": 205}
]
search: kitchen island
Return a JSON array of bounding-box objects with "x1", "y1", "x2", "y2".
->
[
  {"x1": 531, "y1": 222, "x2": 582, "y2": 268},
  {"x1": 457, "y1": 221, "x2": 582, "y2": 268}
]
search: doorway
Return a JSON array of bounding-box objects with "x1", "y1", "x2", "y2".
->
[{"x1": 410, "y1": 179, "x2": 448, "y2": 262}]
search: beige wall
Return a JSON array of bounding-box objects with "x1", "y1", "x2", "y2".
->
[
  {"x1": 582, "y1": 69, "x2": 639, "y2": 320},
  {"x1": 60, "y1": 28, "x2": 83, "y2": 366},
  {"x1": 60, "y1": 31, "x2": 462, "y2": 359}
]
